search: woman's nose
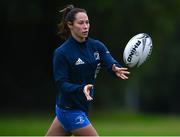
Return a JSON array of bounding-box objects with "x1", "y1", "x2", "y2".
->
[{"x1": 83, "y1": 23, "x2": 88, "y2": 29}]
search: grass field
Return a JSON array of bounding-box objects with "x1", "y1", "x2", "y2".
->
[{"x1": 1, "y1": 110, "x2": 180, "y2": 136}]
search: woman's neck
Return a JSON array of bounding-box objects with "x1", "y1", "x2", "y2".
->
[{"x1": 71, "y1": 33, "x2": 86, "y2": 43}]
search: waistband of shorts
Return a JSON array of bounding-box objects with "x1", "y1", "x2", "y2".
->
[
  {"x1": 56, "y1": 104, "x2": 88, "y2": 116},
  {"x1": 56, "y1": 104, "x2": 76, "y2": 110}
]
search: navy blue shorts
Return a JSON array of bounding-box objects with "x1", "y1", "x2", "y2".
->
[{"x1": 55, "y1": 105, "x2": 91, "y2": 132}]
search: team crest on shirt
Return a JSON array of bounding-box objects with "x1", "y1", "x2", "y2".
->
[{"x1": 94, "y1": 51, "x2": 100, "y2": 60}]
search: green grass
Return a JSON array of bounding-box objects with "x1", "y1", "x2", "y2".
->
[
  {"x1": 91, "y1": 111, "x2": 180, "y2": 136},
  {"x1": 0, "y1": 113, "x2": 51, "y2": 136},
  {"x1": 1, "y1": 111, "x2": 180, "y2": 136}
]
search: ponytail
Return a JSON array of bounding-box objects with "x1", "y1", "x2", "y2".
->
[
  {"x1": 57, "y1": 4, "x2": 87, "y2": 40},
  {"x1": 58, "y1": 5, "x2": 74, "y2": 40}
]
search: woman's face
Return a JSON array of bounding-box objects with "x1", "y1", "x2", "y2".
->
[{"x1": 68, "y1": 12, "x2": 90, "y2": 42}]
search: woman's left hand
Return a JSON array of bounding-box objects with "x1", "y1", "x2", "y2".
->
[{"x1": 112, "y1": 64, "x2": 130, "y2": 80}]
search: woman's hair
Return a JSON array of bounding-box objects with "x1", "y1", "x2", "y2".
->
[{"x1": 58, "y1": 4, "x2": 87, "y2": 40}]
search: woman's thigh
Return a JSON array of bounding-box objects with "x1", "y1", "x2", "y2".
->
[
  {"x1": 45, "y1": 116, "x2": 71, "y2": 136},
  {"x1": 71, "y1": 124, "x2": 98, "y2": 136}
]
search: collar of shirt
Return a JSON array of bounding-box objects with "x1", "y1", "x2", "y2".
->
[{"x1": 69, "y1": 36, "x2": 88, "y2": 47}]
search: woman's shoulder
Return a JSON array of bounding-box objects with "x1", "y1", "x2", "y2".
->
[
  {"x1": 55, "y1": 40, "x2": 71, "y2": 54},
  {"x1": 88, "y1": 37, "x2": 105, "y2": 47},
  {"x1": 88, "y1": 37, "x2": 107, "y2": 50}
]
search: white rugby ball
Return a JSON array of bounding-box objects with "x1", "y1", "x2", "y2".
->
[{"x1": 123, "y1": 33, "x2": 153, "y2": 68}]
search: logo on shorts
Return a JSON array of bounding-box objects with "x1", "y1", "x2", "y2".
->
[{"x1": 75, "y1": 115, "x2": 85, "y2": 124}]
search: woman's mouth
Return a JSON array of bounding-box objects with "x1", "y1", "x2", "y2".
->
[{"x1": 82, "y1": 31, "x2": 88, "y2": 35}]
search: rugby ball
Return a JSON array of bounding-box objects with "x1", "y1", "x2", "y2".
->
[{"x1": 123, "y1": 33, "x2": 153, "y2": 68}]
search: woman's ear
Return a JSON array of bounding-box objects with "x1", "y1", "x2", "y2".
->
[{"x1": 67, "y1": 21, "x2": 73, "y2": 29}]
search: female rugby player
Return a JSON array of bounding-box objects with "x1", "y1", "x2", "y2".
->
[{"x1": 46, "y1": 4, "x2": 130, "y2": 136}]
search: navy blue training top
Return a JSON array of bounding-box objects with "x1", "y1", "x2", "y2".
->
[{"x1": 53, "y1": 36, "x2": 122, "y2": 115}]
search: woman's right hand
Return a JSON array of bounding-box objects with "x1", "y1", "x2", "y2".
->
[{"x1": 83, "y1": 84, "x2": 93, "y2": 101}]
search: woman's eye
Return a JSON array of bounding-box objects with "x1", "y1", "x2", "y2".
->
[{"x1": 78, "y1": 21, "x2": 84, "y2": 24}]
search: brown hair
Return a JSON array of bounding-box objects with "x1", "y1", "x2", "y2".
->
[{"x1": 58, "y1": 5, "x2": 87, "y2": 40}]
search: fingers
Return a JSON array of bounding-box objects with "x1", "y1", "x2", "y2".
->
[
  {"x1": 112, "y1": 64, "x2": 129, "y2": 72},
  {"x1": 119, "y1": 67, "x2": 128, "y2": 71},
  {"x1": 86, "y1": 95, "x2": 93, "y2": 101},
  {"x1": 119, "y1": 74, "x2": 129, "y2": 80},
  {"x1": 85, "y1": 94, "x2": 93, "y2": 101},
  {"x1": 121, "y1": 71, "x2": 130, "y2": 74},
  {"x1": 112, "y1": 64, "x2": 130, "y2": 80},
  {"x1": 83, "y1": 84, "x2": 93, "y2": 101},
  {"x1": 117, "y1": 73, "x2": 127, "y2": 79},
  {"x1": 87, "y1": 84, "x2": 93, "y2": 89}
]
